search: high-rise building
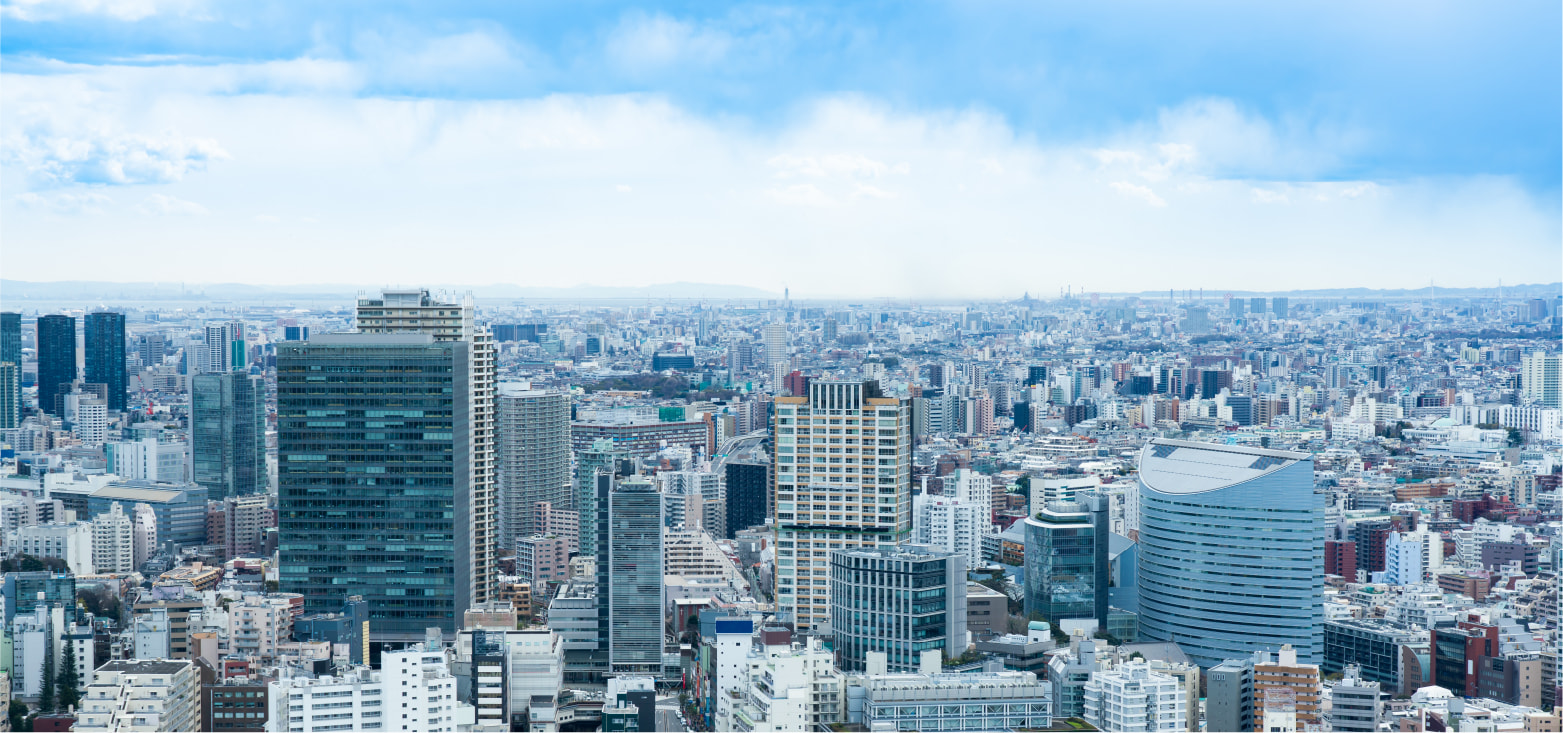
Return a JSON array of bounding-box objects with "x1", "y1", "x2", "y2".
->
[
  {"x1": 829, "y1": 544, "x2": 967, "y2": 672},
  {"x1": 278, "y1": 333, "x2": 475, "y2": 643},
  {"x1": 764, "y1": 322, "x2": 788, "y2": 385},
  {"x1": 607, "y1": 476, "x2": 663, "y2": 674},
  {"x1": 1254, "y1": 645, "x2": 1321, "y2": 731},
  {"x1": 773, "y1": 380, "x2": 912, "y2": 632},
  {"x1": 85, "y1": 311, "x2": 127, "y2": 411},
  {"x1": 575, "y1": 438, "x2": 631, "y2": 559},
  {"x1": 1024, "y1": 496, "x2": 1108, "y2": 627},
  {"x1": 1136, "y1": 439, "x2": 1323, "y2": 667},
  {"x1": 1206, "y1": 658, "x2": 1255, "y2": 733},
  {"x1": 496, "y1": 383, "x2": 571, "y2": 545},
  {"x1": 723, "y1": 461, "x2": 770, "y2": 538},
  {"x1": 200, "y1": 321, "x2": 247, "y2": 374},
  {"x1": 356, "y1": 289, "x2": 497, "y2": 607},
  {"x1": 191, "y1": 371, "x2": 268, "y2": 500},
  {"x1": 1272, "y1": 297, "x2": 1290, "y2": 319},
  {"x1": 37, "y1": 314, "x2": 77, "y2": 417},
  {"x1": 1, "y1": 312, "x2": 20, "y2": 428},
  {"x1": 913, "y1": 468, "x2": 991, "y2": 569},
  {"x1": 1520, "y1": 351, "x2": 1562, "y2": 408}
]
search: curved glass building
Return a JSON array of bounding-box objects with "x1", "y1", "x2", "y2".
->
[{"x1": 1136, "y1": 439, "x2": 1323, "y2": 667}]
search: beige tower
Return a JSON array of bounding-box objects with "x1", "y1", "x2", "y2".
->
[{"x1": 772, "y1": 379, "x2": 912, "y2": 632}]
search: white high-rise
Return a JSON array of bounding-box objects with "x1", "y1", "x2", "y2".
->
[
  {"x1": 765, "y1": 323, "x2": 789, "y2": 387},
  {"x1": 773, "y1": 380, "x2": 912, "y2": 632},
  {"x1": 1520, "y1": 351, "x2": 1562, "y2": 408},
  {"x1": 913, "y1": 468, "x2": 992, "y2": 568},
  {"x1": 357, "y1": 289, "x2": 497, "y2": 605},
  {"x1": 91, "y1": 502, "x2": 135, "y2": 574}
]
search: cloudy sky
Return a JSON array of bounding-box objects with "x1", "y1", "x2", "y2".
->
[{"x1": 2, "y1": 1, "x2": 1558, "y2": 298}]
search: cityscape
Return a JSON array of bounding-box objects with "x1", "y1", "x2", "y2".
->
[{"x1": 2, "y1": 2, "x2": 1561, "y2": 733}]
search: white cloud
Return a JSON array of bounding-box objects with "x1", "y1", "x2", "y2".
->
[
  {"x1": 1, "y1": 0, "x2": 206, "y2": 22},
  {"x1": 1250, "y1": 187, "x2": 1290, "y2": 204},
  {"x1": 606, "y1": 12, "x2": 732, "y2": 72},
  {"x1": 13, "y1": 190, "x2": 112, "y2": 215},
  {"x1": 140, "y1": 193, "x2": 207, "y2": 215},
  {"x1": 4, "y1": 127, "x2": 229, "y2": 186},
  {"x1": 0, "y1": 67, "x2": 1553, "y2": 296},
  {"x1": 1110, "y1": 181, "x2": 1167, "y2": 207}
]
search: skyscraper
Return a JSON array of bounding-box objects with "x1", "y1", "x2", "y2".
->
[
  {"x1": 607, "y1": 476, "x2": 663, "y2": 674},
  {"x1": 0, "y1": 312, "x2": 19, "y2": 428},
  {"x1": 278, "y1": 333, "x2": 474, "y2": 643},
  {"x1": 1520, "y1": 351, "x2": 1562, "y2": 408},
  {"x1": 85, "y1": 311, "x2": 128, "y2": 411},
  {"x1": 190, "y1": 371, "x2": 268, "y2": 499},
  {"x1": 1136, "y1": 439, "x2": 1323, "y2": 667},
  {"x1": 575, "y1": 438, "x2": 631, "y2": 559},
  {"x1": 356, "y1": 289, "x2": 496, "y2": 607},
  {"x1": 496, "y1": 383, "x2": 571, "y2": 546},
  {"x1": 723, "y1": 460, "x2": 769, "y2": 539},
  {"x1": 764, "y1": 322, "x2": 787, "y2": 385},
  {"x1": 37, "y1": 314, "x2": 77, "y2": 417},
  {"x1": 200, "y1": 321, "x2": 246, "y2": 374},
  {"x1": 1024, "y1": 500, "x2": 1102, "y2": 625},
  {"x1": 773, "y1": 380, "x2": 912, "y2": 632}
]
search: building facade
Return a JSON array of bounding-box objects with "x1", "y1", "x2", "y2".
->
[
  {"x1": 1136, "y1": 439, "x2": 1323, "y2": 667},
  {"x1": 829, "y1": 545, "x2": 967, "y2": 673},
  {"x1": 85, "y1": 311, "x2": 128, "y2": 411},
  {"x1": 774, "y1": 380, "x2": 912, "y2": 633},
  {"x1": 37, "y1": 314, "x2": 76, "y2": 417},
  {"x1": 496, "y1": 383, "x2": 571, "y2": 545},
  {"x1": 608, "y1": 476, "x2": 663, "y2": 674},
  {"x1": 191, "y1": 371, "x2": 269, "y2": 499}
]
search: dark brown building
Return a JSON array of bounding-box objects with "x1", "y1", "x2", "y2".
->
[{"x1": 202, "y1": 680, "x2": 269, "y2": 732}]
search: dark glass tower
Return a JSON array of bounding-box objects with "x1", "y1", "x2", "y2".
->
[
  {"x1": 277, "y1": 333, "x2": 472, "y2": 644},
  {"x1": 85, "y1": 311, "x2": 128, "y2": 411},
  {"x1": 0, "y1": 312, "x2": 19, "y2": 428},
  {"x1": 191, "y1": 371, "x2": 268, "y2": 499},
  {"x1": 607, "y1": 476, "x2": 663, "y2": 674},
  {"x1": 36, "y1": 314, "x2": 77, "y2": 417},
  {"x1": 723, "y1": 461, "x2": 770, "y2": 539}
]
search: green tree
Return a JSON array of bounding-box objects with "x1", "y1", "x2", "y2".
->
[
  {"x1": 38, "y1": 644, "x2": 55, "y2": 714},
  {"x1": 8, "y1": 700, "x2": 29, "y2": 731},
  {"x1": 57, "y1": 637, "x2": 80, "y2": 711},
  {"x1": 1506, "y1": 427, "x2": 1523, "y2": 447}
]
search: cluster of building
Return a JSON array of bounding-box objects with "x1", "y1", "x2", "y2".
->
[{"x1": 0, "y1": 286, "x2": 1556, "y2": 731}]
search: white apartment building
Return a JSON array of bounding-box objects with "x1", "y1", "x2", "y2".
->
[
  {"x1": 132, "y1": 504, "x2": 157, "y2": 568},
  {"x1": 92, "y1": 502, "x2": 135, "y2": 573},
  {"x1": 1082, "y1": 661, "x2": 1186, "y2": 732},
  {"x1": 773, "y1": 380, "x2": 912, "y2": 632},
  {"x1": 1520, "y1": 351, "x2": 1561, "y2": 408},
  {"x1": 268, "y1": 646, "x2": 465, "y2": 733},
  {"x1": 229, "y1": 594, "x2": 295, "y2": 661},
  {"x1": 913, "y1": 469, "x2": 991, "y2": 568},
  {"x1": 1383, "y1": 530, "x2": 1443, "y2": 586},
  {"x1": 10, "y1": 521, "x2": 94, "y2": 575},
  {"x1": 66, "y1": 393, "x2": 108, "y2": 447},
  {"x1": 76, "y1": 659, "x2": 201, "y2": 732},
  {"x1": 665, "y1": 529, "x2": 746, "y2": 587},
  {"x1": 725, "y1": 635, "x2": 842, "y2": 732}
]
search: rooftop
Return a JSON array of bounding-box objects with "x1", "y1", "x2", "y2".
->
[{"x1": 1138, "y1": 438, "x2": 1309, "y2": 495}]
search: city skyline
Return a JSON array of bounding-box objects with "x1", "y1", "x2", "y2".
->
[{"x1": 3, "y1": 2, "x2": 1559, "y2": 297}]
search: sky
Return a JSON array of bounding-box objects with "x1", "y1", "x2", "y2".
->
[{"x1": 1, "y1": 1, "x2": 1559, "y2": 299}]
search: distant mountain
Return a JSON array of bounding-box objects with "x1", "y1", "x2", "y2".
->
[
  {"x1": 1114, "y1": 283, "x2": 1561, "y2": 300},
  {"x1": 0, "y1": 280, "x2": 781, "y2": 303}
]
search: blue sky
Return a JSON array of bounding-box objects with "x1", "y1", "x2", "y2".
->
[{"x1": 2, "y1": 0, "x2": 1558, "y2": 297}]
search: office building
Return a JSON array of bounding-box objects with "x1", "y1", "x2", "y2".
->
[
  {"x1": 278, "y1": 333, "x2": 474, "y2": 643},
  {"x1": 76, "y1": 659, "x2": 201, "y2": 733},
  {"x1": 515, "y1": 534, "x2": 570, "y2": 591},
  {"x1": 608, "y1": 476, "x2": 664, "y2": 674},
  {"x1": 1324, "y1": 618, "x2": 1422, "y2": 685},
  {"x1": 724, "y1": 461, "x2": 769, "y2": 539},
  {"x1": 1, "y1": 311, "x2": 20, "y2": 428},
  {"x1": 1206, "y1": 658, "x2": 1255, "y2": 733},
  {"x1": 1024, "y1": 496, "x2": 1108, "y2": 627},
  {"x1": 190, "y1": 371, "x2": 268, "y2": 499},
  {"x1": 202, "y1": 680, "x2": 269, "y2": 733},
  {"x1": 830, "y1": 544, "x2": 967, "y2": 673},
  {"x1": 496, "y1": 383, "x2": 571, "y2": 544},
  {"x1": 199, "y1": 321, "x2": 246, "y2": 373},
  {"x1": 575, "y1": 438, "x2": 631, "y2": 559},
  {"x1": 913, "y1": 468, "x2": 991, "y2": 569},
  {"x1": 774, "y1": 380, "x2": 913, "y2": 632},
  {"x1": 764, "y1": 322, "x2": 788, "y2": 384},
  {"x1": 1136, "y1": 439, "x2": 1323, "y2": 667},
  {"x1": 1329, "y1": 665, "x2": 1382, "y2": 733},
  {"x1": 356, "y1": 288, "x2": 497, "y2": 607},
  {"x1": 265, "y1": 647, "x2": 460, "y2": 733},
  {"x1": 85, "y1": 311, "x2": 128, "y2": 411},
  {"x1": 1272, "y1": 296, "x2": 1290, "y2": 319},
  {"x1": 37, "y1": 314, "x2": 76, "y2": 416},
  {"x1": 88, "y1": 480, "x2": 209, "y2": 551},
  {"x1": 854, "y1": 671, "x2": 1052, "y2": 732},
  {"x1": 569, "y1": 419, "x2": 710, "y2": 458},
  {"x1": 1082, "y1": 661, "x2": 1186, "y2": 733}
]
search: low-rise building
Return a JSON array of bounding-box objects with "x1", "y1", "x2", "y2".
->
[
  {"x1": 76, "y1": 659, "x2": 202, "y2": 732},
  {"x1": 853, "y1": 670, "x2": 1052, "y2": 733}
]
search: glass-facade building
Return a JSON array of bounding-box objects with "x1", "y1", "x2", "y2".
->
[
  {"x1": 84, "y1": 311, "x2": 128, "y2": 411},
  {"x1": 830, "y1": 544, "x2": 967, "y2": 673},
  {"x1": 607, "y1": 476, "x2": 663, "y2": 674},
  {"x1": 1136, "y1": 438, "x2": 1323, "y2": 667},
  {"x1": 191, "y1": 371, "x2": 269, "y2": 499},
  {"x1": 1024, "y1": 498, "x2": 1107, "y2": 625},
  {"x1": 277, "y1": 333, "x2": 473, "y2": 643},
  {"x1": 1, "y1": 312, "x2": 21, "y2": 429},
  {"x1": 37, "y1": 314, "x2": 76, "y2": 417}
]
